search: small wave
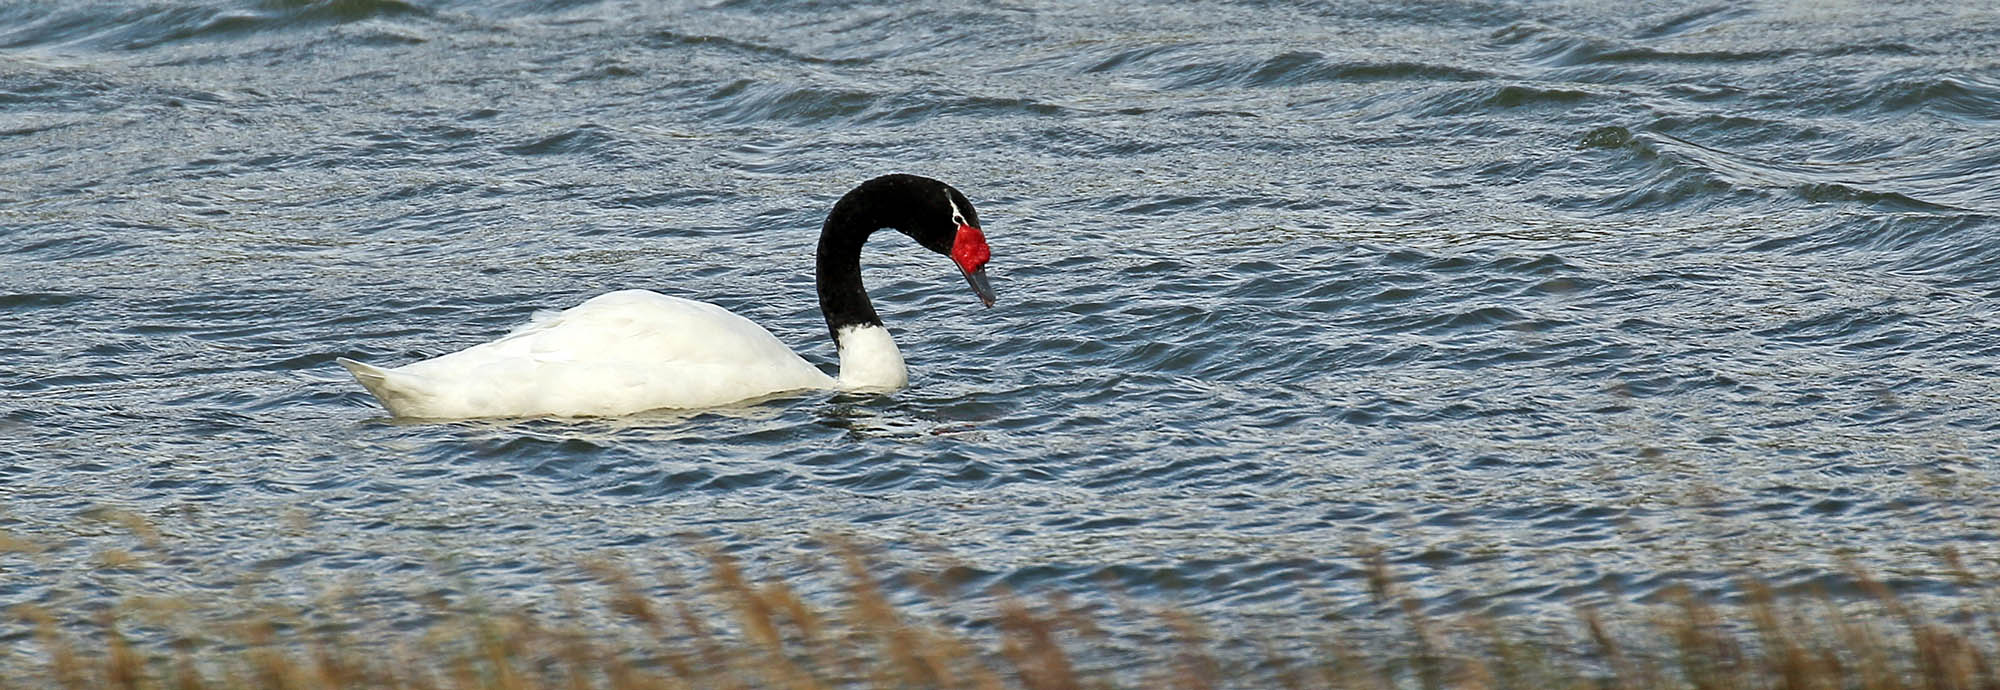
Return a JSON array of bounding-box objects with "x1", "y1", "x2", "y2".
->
[
  {"x1": 1593, "y1": 131, "x2": 1999, "y2": 214},
  {"x1": 1010, "y1": 124, "x2": 1178, "y2": 159},
  {"x1": 1076, "y1": 45, "x2": 1492, "y2": 90},
  {"x1": 1740, "y1": 211, "x2": 2000, "y2": 284},
  {"x1": 0, "y1": 117, "x2": 81, "y2": 138},
  {"x1": 0, "y1": 0, "x2": 429, "y2": 52},
  {"x1": 1217, "y1": 0, "x2": 1527, "y2": 29},
  {"x1": 1402, "y1": 83, "x2": 1601, "y2": 118},
  {"x1": 1494, "y1": 23, "x2": 1796, "y2": 68},
  {"x1": 1080, "y1": 44, "x2": 1184, "y2": 75},
  {"x1": 1495, "y1": 18, "x2": 1932, "y2": 83},
  {"x1": 1631, "y1": 5, "x2": 1754, "y2": 39},
  {"x1": 0, "y1": 292, "x2": 87, "y2": 311},
  {"x1": 1482, "y1": 84, "x2": 1593, "y2": 108},
  {"x1": 8, "y1": 230, "x2": 146, "y2": 260},
  {"x1": 701, "y1": 80, "x2": 1071, "y2": 127},
  {"x1": 1839, "y1": 72, "x2": 2000, "y2": 122},
  {"x1": 868, "y1": 94, "x2": 1066, "y2": 126},
  {"x1": 701, "y1": 80, "x2": 879, "y2": 126},
  {"x1": 641, "y1": 29, "x2": 868, "y2": 67},
  {"x1": 1167, "y1": 52, "x2": 1494, "y2": 90},
  {"x1": 499, "y1": 124, "x2": 615, "y2": 157}
]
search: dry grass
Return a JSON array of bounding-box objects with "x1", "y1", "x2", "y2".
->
[{"x1": 7, "y1": 539, "x2": 2000, "y2": 690}]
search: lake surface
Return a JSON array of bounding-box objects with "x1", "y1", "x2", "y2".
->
[{"x1": 3, "y1": 0, "x2": 1998, "y2": 673}]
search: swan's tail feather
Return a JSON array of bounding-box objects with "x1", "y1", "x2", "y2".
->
[
  {"x1": 337, "y1": 357, "x2": 388, "y2": 384},
  {"x1": 338, "y1": 357, "x2": 421, "y2": 416}
]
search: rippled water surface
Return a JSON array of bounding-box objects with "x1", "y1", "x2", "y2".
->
[{"x1": 4, "y1": 0, "x2": 1999, "y2": 671}]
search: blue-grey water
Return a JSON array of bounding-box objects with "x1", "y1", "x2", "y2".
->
[{"x1": 4, "y1": 0, "x2": 1999, "y2": 674}]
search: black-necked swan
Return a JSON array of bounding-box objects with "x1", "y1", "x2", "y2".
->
[{"x1": 336, "y1": 173, "x2": 995, "y2": 419}]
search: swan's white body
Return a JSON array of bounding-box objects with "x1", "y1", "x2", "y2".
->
[{"x1": 337, "y1": 289, "x2": 905, "y2": 419}]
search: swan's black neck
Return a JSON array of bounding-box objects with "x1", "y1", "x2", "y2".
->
[
  {"x1": 814, "y1": 176, "x2": 908, "y2": 343},
  {"x1": 815, "y1": 227, "x2": 877, "y2": 344},
  {"x1": 814, "y1": 173, "x2": 973, "y2": 345}
]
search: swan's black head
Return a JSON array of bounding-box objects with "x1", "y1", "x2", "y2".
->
[{"x1": 840, "y1": 174, "x2": 995, "y2": 307}]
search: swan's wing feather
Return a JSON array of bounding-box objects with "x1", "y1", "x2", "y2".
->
[{"x1": 353, "y1": 290, "x2": 833, "y2": 417}]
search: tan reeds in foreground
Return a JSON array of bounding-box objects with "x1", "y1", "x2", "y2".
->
[{"x1": 6, "y1": 541, "x2": 2000, "y2": 690}]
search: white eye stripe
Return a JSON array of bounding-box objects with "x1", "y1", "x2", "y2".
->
[{"x1": 947, "y1": 195, "x2": 970, "y2": 227}]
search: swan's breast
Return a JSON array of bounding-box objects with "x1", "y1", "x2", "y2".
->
[{"x1": 833, "y1": 323, "x2": 907, "y2": 390}]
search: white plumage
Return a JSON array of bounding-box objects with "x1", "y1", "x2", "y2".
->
[{"x1": 338, "y1": 289, "x2": 856, "y2": 418}]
